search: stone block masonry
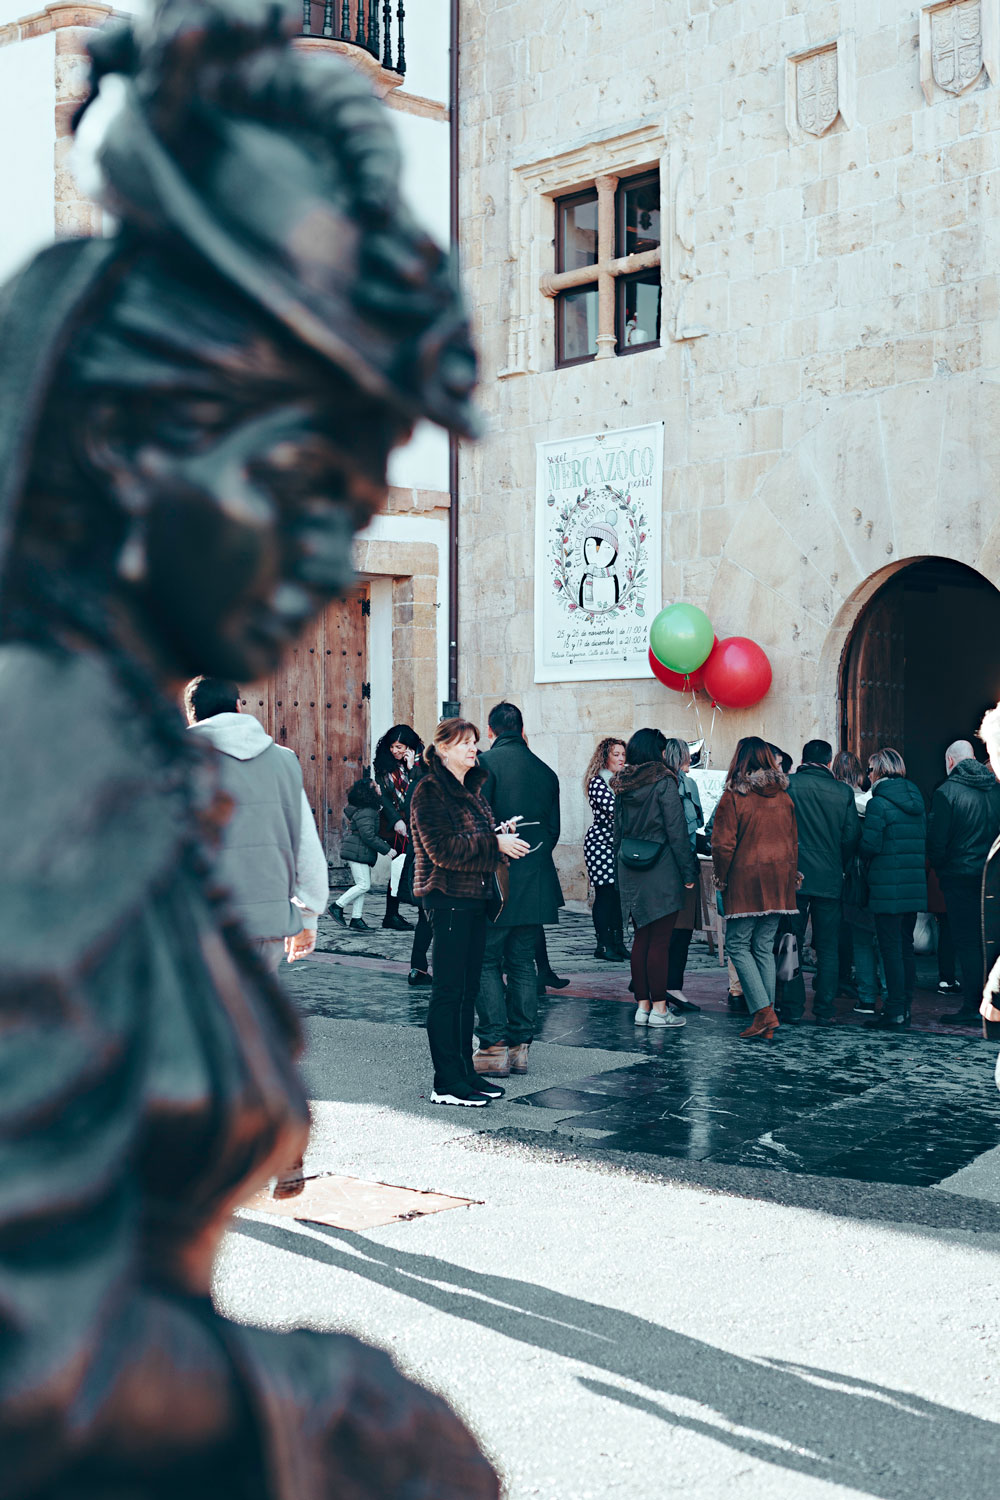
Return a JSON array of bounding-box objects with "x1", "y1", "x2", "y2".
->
[{"x1": 458, "y1": 0, "x2": 1000, "y2": 900}]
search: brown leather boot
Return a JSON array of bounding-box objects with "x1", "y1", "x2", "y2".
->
[
  {"x1": 473, "y1": 1044, "x2": 510, "y2": 1077},
  {"x1": 272, "y1": 1155, "x2": 306, "y2": 1198},
  {"x1": 508, "y1": 1042, "x2": 531, "y2": 1074},
  {"x1": 740, "y1": 1005, "x2": 779, "y2": 1041}
]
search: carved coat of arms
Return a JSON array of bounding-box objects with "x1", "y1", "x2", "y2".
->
[
  {"x1": 796, "y1": 48, "x2": 839, "y2": 137},
  {"x1": 931, "y1": 1, "x2": 984, "y2": 95}
]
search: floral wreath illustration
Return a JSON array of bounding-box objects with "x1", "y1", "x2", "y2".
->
[{"x1": 548, "y1": 484, "x2": 648, "y2": 620}]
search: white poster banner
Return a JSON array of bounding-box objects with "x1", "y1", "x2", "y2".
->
[
  {"x1": 689, "y1": 767, "x2": 727, "y2": 832},
  {"x1": 534, "y1": 422, "x2": 663, "y2": 683}
]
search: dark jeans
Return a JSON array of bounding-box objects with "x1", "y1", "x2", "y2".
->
[
  {"x1": 838, "y1": 921, "x2": 854, "y2": 986},
  {"x1": 477, "y1": 923, "x2": 539, "y2": 1047},
  {"x1": 936, "y1": 912, "x2": 956, "y2": 984},
  {"x1": 592, "y1": 883, "x2": 619, "y2": 940},
  {"x1": 426, "y1": 905, "x2": 487, "y2": 1091},
  {"x1": 667, "y1": 927, "x2": 693, "y2": 989},
  {"x1": 847, "y1": 917, "x2": 881, "y2": 1004},
  {"x1": 942, "y1": 876, "x2": 984, "y2": 1012},
  {"x1": 630, "y1": 910, "x2": 679, "y2": 1004},
  {"x1": 409, "y1": 903, "x2": 432, "y2": 972},
  {"x1": 780, "y1": 894, "x2": 842, "y2": 1021},
  {"x1": 874, "y1": 911, "x2": 916, "y2": 1019}
]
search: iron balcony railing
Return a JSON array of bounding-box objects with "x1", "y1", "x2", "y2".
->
[{"x1": 300, "y1": 0, "x2": 406, "y2": 75}]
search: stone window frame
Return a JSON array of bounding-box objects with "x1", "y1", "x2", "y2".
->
[
  {"x1": 547, "y1": 169, "x2": 662, "y2": 367},
  {"x1": 784, "y1": 35, "x2": 856, "y2": 146},
  {"x1": 919, "y1": 0, "x2": 999, "y2": 105},
  {"x1": 498, "y1": 121, "x2": 666, "y2": 380}
]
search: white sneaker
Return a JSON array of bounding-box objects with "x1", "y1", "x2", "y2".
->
[
  {"x1": 430, "y1": 1088, "x2": 490, "y2": 1107},
  {"x1": 648, "y1": 1009, "x2": 686, "y2": 1028},
  {"x1": 634, "y1": 1006, "x2": 650, "y2": 1026}
]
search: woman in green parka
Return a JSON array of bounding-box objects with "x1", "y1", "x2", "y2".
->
[{"x1": 859, "y1": 747, "x2": 928, "y2": 1028}]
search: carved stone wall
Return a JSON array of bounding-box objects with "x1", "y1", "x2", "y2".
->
[
  {"x1": 932, "y1": 1, "x2": 983, "y2": 95},
  {"x1": 796, "y1": 46, "x2": 840, "y2": 136},
  {"x1": 458, "y1": 0, "x2": 1000, "y2": 900}
]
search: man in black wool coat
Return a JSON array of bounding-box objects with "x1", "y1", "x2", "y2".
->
[{"x1": 473, "y1": 702, "x2": 563, "y2": 1077}]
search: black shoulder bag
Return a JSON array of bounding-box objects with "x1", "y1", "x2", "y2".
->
[{"x1": 619, "y1": 837, "x2": 667, "y2": 871}]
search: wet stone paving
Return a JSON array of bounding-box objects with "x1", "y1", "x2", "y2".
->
[
  {"x1": 517, "y1": 1008, "x2": 1000, "y2": 1186},
  {"x1": 286, "y1": 901, "x2": 1000, "y2": 1191}
]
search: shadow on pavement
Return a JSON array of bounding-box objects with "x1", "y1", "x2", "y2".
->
[
  {"x1": 234, "y1": 1217, "x2": 999, "y2": 1500},
  {"x1": 466, "y1": 1127, "x2": 1000, "y2": 1243}
]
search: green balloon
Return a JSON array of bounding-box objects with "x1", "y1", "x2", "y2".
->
[{"x1": 649, "y1": 603, "x2": 715, "y2": 675}]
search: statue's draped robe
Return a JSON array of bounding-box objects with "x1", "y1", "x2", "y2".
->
[{"x1": 0, "y1": 644, "x2": 494, "y2": 1500}]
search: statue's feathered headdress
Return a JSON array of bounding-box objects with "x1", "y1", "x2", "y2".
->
[{"x1": 0, "y1": 0, "x2": 477, "y2": 568}]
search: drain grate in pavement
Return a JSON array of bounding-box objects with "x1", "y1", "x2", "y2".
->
[{"x1": 244, "y1": 1174, "x2": 479, "y2": 1230}]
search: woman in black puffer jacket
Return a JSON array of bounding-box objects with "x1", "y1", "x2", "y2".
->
[
  {"x1": 859, "y1": 747, "x2": 927, "y2": 1028},
  {"x1": 613, "y1": 728, "x2": 698, "y2": 1029}
]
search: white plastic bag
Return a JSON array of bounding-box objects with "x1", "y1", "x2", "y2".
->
[
  {"x1": 774, "y1": 931, "x2": 800, "y2": 983},
  {"x1": 912, "y1": 911, "x2": 937, "y2": 955}
]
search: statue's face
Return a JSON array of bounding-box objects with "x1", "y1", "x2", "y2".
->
[{"x1": 114, "y1": 398, "x2": 396, "y2": 682}]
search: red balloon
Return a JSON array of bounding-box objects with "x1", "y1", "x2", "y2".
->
[
  {"x1": 648, "y1": 645, "x2": 713, "y2": 693},
  {"x1": 701, "y1": 637, "x2": 773, "y2": 709}
]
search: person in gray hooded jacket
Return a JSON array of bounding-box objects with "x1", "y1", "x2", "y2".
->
[{"x1": 184, "y1": 676, "x2": 329, "y2": 970}]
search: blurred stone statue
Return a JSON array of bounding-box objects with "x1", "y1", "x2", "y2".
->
[{"x1": 0, "y1": 1, "x2": 495, "y2": 1496}]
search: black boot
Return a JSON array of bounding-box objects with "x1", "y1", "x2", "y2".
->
[
  {"x1": 593, "y1": 927, "x2": 614, "y2": 960},
  {"x1": 609, "y1": 923, "x2": 630, "y2": 961},
  {"x1": 535, "y1": 927, "x2": 569, "y2": 989},
  {"x1": 382, "y1": 893, "x2": 411, "y2": 931}
]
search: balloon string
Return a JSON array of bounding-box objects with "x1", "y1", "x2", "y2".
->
[
  {"x1": 691, "y1": 687, "x2": 705, "y2": 746},
  {"x1": 708, "y1": 701, "x2": 722, "y2": 766}
]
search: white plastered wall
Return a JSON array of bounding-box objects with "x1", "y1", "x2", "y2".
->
[
  {"x1": 0, "y1": 31, "x2": 56, "y2": 283},
  {"x1": 374, "y1": 0, "x2": 453, "y2": 718},
  {"x1": 363, "y1": 573, "x2": 395, "y2": 766}
]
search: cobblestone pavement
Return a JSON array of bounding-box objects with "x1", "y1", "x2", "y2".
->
[
  {"x1": 213, "y1": 900, "x2": 1000, "y2": 1500},
  {"x1": 283, "y1": 900, "x2": 1000, "y2": 1189}
]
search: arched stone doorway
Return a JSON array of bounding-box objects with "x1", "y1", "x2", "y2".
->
[
  {"x1": 839, "y1": 558, "x2": 1000, "y2": 801},
  {"x1": 705, "y1": 378, "x2": 1000, "y2": 767}
]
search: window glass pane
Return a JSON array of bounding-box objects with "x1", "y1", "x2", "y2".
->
[
  {"x1": 558, "y1": 193, "x2": 599, "y2": 272},
  {"x1": 557, "y1": 287, "x2": 599, "y2": 363},
  {"x1": 618, "y1": 271, "x2": 661, "y2": 351},
  {"x1": 621, "y1": 176, "x2": 660, "y2": 257}
]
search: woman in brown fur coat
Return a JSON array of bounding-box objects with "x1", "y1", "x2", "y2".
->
[
  {"x1": 410, "y1": 718, "x2": 529, "y2": 1105},
  {"x1": 712, "y1": 738, "x2": 799, "y2": 1041}
]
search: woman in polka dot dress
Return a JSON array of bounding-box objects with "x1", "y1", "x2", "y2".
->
[{"x1": 584, "y1": 737, "x2": 629, "y2": 959}]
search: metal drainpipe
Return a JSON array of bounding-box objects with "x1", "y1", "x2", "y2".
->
[{"x1": 444, "y1": 0, "x2": 461, "y2": 720}]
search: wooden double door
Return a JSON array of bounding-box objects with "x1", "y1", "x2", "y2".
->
[
  {"x1": 241, "y1": 587, "x2": 370, "y2": 861},
  {"x1": 840, "y1": 587, "x2": 905, "y2": 769},
  {"x1": 841, "y1": 559, "x2": 1000, "y2": 800}
]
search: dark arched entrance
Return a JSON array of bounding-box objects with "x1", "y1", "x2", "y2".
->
[{"x1": 840, "y1": 559, "x2": 1000, "y2": 802}]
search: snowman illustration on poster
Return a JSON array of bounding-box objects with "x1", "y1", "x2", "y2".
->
[{"x1": 534, "y1": 422, "x2": 663, "y2": 683}]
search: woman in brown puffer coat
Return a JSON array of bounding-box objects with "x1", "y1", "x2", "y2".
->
[{"x1": 712, "y1": 737, "x2": 799, "y2": 1041}]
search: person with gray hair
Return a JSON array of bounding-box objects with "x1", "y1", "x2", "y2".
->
[
  {"x1": 928, "y1": 735, "x2": 1000, "y2": 1024},
  {"x1": 662, "y1": 737, "x2": 704, "y2": 1010}
]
